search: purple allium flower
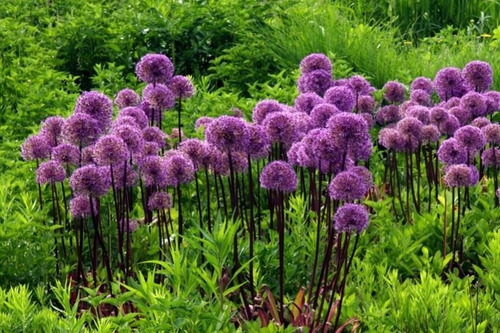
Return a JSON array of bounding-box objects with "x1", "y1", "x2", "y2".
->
[
  {"x1": 287, "y1": 142, "x2": 302, "y2": 166},
  {"x1": 350, "y1": 136, "x2": 373, "y2": 162},
  {"x1": 357, "y1": 95, "x2": 375, "y2": 114},
  {"x1": 208, "y1": 147, "x2": 230, "y2": 176},
  {"x1": 333, "y1": 203, "x2": 369, "y2": 233},
  {"x1": 300, "y1": 53, "x2": 332, "y2": 74},
  {"x1": 259, "y1": 161, "x2": 297, "y2": 193},
  {"x1": 360, "y1": 112, "x2": 374, "y2": 129},
  {"x1": 140, "y1": 100, "x2": 161, "y2": 122},
  {"x1": 448, "y1": 107, "x2": 470, "y2": 126},
  {"x1": 327, "y1": 112, "x2": 369, "y2": 150},
  {"x1": 294, "y1": 93, "x2": 323, "y2": 114},
  {"x1": 262, "y1": 112, "x2": 298, "y2": 147},
  {"x1": 52, "y1": 143, "x2": 79, "y2": 166},
  {"x1": 481, "y1": 147, "x2": 500, "y2": 167},
  {"x1": 112, "y1": 116, "x2": 140, "y2": 129},
  {"x1": 421, "y1": 124, "x2": 441, "y2": 144},
  {"x1": 93, "y1": 135, "x2": 128, "y2": 166},
  {"x1": 164, "y1": 151, "x2": 195, "y2": 187},
  {"x1": 439, "y1": 115, "x2": 461, "y2": 136},
  {"x1": 296, "y1": 132, "x2": 319, "y2": 169},
  {"x1": 430, "y1": 107, "x2": 449, "y2": 125},
  {"x1": 148, "y1": 191, "x2": 173, "y2": 211},
  {"x1": 400, "y1": 101, "x2": 418, "y2": 116},
  {"x1": 228, "y1": 151, "x2": 248, "y2": 173},
  {"x1": 484, "y1": 91, "x2": 500, "y2": 113},
  {"x1": 383, "y1": 81, "x2": 406, "y2": 103},
  {"x1": 406, "y1": 106, "x2": 430, "y2": 124},
  {"x1": 178, "y1": 139, "x2": 209, "y2": 171},
  {"x1": 119, "y1": 107, "x2": 148, "y2": 129},
  {"x1": 81, "y1": 145, "x2": 95, "y2": 165},
  {"x1": 205, "y1": 116, "x2": 249, "y2": 152},
  {"x1": 348, "y1": 75, "x2": 374, "y2": 96},
  {"x1": 411, "y1": 77, "x2": 434, "y2": 94},
  {"x1": 74, "y1": 91, "x2": 113, "y2": 134},
  {"x1": 142, "y1": 126, "x2": 167, "y2": 148},
  {"x1": 36, "y1": 160, "x2": 65, "y2": 184},
  {"x1": 444, "y1": 164, "x2": 476, "y2": 187},
  {"x1": 445, "y1": 97, "x2": 461, "y2": 109},
  {"x1": 115, "y1": 88, "x2": 140, "y2": 109},
  {"x1": 21, "y1": 134, "x2": 52, "y2": 161},
  {"x1": 454, "y1": 125, "x2": 486, "y2": 151},
  {"x1": 291, "y1": 112, "x2": 312, "y2": 138},
  {"x1": 397, "y1": 117, "x2": 423, "y2": 151},
  {"x1": 110, "y1": 163, "x2": 137, "y2": 189},
  {"x1": 195, "y1": 116, "x2": 213, "y2": 131},
  {"x1": 378, "y1": 128, "x2": 404, "y2": 151},
  {"x1": 168, "y1": 75, "x2": 195, "y2": 99},
  {"x1": 119, "y1": 218, "x2": 139, "y2": 233},
  {"x1": 112, "y1": 125, "x2": 144, "y2": 154},
  {"x1": 135, "y1": 53, "x2": 174, "y2": 84},
  {"x1": 169, "y1": 128, "x2": 185, "y2": 142},
  {"x1": 70, "y1": 165, "x2": 110, "y2": 197},
  {"x1": 310, "y1": 103, "x2": 340, "y2": 128},
  {"x1": 328, "y1": 170, "x2": 368, "y2": 201},
  {"x1": 460, "y1": 92, "x2": 487, "y2": 118},
  {"x1": 471, "y1": 117, "x2": 491, "y2": 129},
  {"x1": 375, "y1": 105, "x2": 401, "y2": 125},
  {"x1": 230, "y1": 107, "x2": 244, "y2": 118},
  {"x1": 41, "y1": 116, "x2": 65, "y2": 147},
  {"x1": 348, "y1": 166, "x2": 373, "y2": 190},
  {"x1": 434, "y1": 67, "x2": 468, "y2": 101},
  {"x1": 70, "y1": 195, "x2": 97, "y2": 218},
  {"x1": 483, "y1": 124, "x2": 500, "y2": 145},
  {"x1": 410, "y1": 89, "x2": 431, "y2": 106},
  {"x1": 332, "y1": 79, "x2": 349, "y2": 87},
  {"x1": 142, "y1": 83, "x2": 175, "y2": 110},
  {"x1": 137, "y1": 142, "x2": 161, "y2": 159},
  {"x1": 297, "y1": 70, "x2": 334, "y2": 96},
  {"x1": 324, "y1": 86, "x2": 356, "y2": 112},
  {"x1": 437, "y1": 138, "x2": 467, "y2": 165},
  {"x1": 252, "y1": 100, "x2": 283, "y2": 125},
  {"x1": 245, "y1": 124, "x2": 271, "y2": 159},
  {"x1": 280, "y1": 103, "x2": 294, "y2": 113},
  {"x1": 462, "y1": 60, "x2": 493, "y2": 92},
  {"x1": 140, "y1": 156, "x2": 167, "y2": 187},
  {"x1": 62, "y1": 113, "x2": 99, "y2": 146}
]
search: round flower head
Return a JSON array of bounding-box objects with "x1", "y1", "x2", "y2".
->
[
  {"x1": 348, "y1": 75, "x2": 374, "y2": 96},
  {"x1": 163, "y1": 151, "x2": 195, "y2": 187},
  {"x1": 140, "y1": 100, "x2": 161, "y2": 122},
  {"x1": 327, "y1": 112, "x2": 369, "y2": 150},
  {"x1": 444, "y1": 164, "x2": 475, "y2": 187},
  {"x1": 460, "y1": 92, "x2": 487, "y2": 118},
  {"x1": 300, "y1": 53, "x2": 332, "y2": 74},
  {"x1": 70, "y1": 195, "x2": 97, "y2": 219},
  {"x1": 291, "y1": 112, "x2": 312, "y2": 138},
  {"x1": 93, "y1": 135, "x2": 128, "y2": 166},
  {"x1": 230, "y1": 107, "x2": 244, "y2": 118},
  {"x1": 112, "y1": 125, "x2": 144, "y2": 154},
  {"x1": 328, "y1": 170, "x2": 368, "y2": 201},
  {"x1": 333, "y1": 203, "x2": 369, "y2": 233},
  {"x1": 135, "y1": 53, "x2": 174, "y2": 84},
  {"x1": 483, "y1": 124, "x2": 500, "y2": 145},
  {"x1": 434, "y1": 67, "x2": 468, "y2": 101},
  {"x1": 139, "y1": 156, "x2": 167, "y2": 187},
  {"x1": 262, "y1": 112, "x2": 298, "y2": 147},
  {"x1": 383, "y1": 81, "x2": 406, "y2": 103},
  {"x1": 294, "y1": 93, "x2": 323, "y2": 114},
  {"x1": 310, "y1": 103, "x2": 340, "y2": 128},
  {"x1": 481, "y1": 147, "x2": 500, "y2": 167},
  {"x1": 411, "y1": 77, "x2": 434, "y2": 94},
  {"x1": 113, "y1": 116, "x2": 140, "y2": 129},
  {"x1": 74, "y1": 91, "x2": 113, "y2": 134},
  {"x1": 208, "y1": 147, "x2": 230, "y2": 176},
  {"x1": 178, "y1": 139, "x2": 209, "y2": 171},
  {"x1": 400, "y1": 101, "x2": 418, "y2": 116},
  {"x1": 406, "y1": 106, "x2": 430, "y2": 125},
  {"x1": 297, "y1": 69, "x2": 334, "y2": 96},
  {"x1": 259, "y1": 161, "x2": 297, "y2": 193},
  {"x1": 62, "y1": 113, "x2": 99, "y2": 146},
  {"x1": 332, "y1": 79, "x2": 349, "y2": 87},
  {"x1": 70, "y1": 165, "x2": 110, "y2": 197},
  {"x1": 119, "y1": 107, "x2": 148, "y2": 129},
  {"x1": 252, "y1": 100, "x2": 283, "y2": 124},
  {"x1": 115, "y1": 88, "x2": 140, "y2": 109},
  {"x1": 376, "y1": 105, "x2": 401, "y2": 125},
  {"x1": 205, "y1": 116, "x2": 249, "y2": 152},
  {"x1": 324, "y1": 86, "x2": 356, "y2": 112},
  {"x1": 484, "y1": 91, "x2": 500, "y2": 114},
  {"x1": 410, "y1": 89, "x2": 431, "y2": 106},
  {"x1": 142, "y1": 126, "x2": 167, "y2": 148},
  {"x1": 21, "y1": 134, "x2": 52, "y2": 161},
  {"x1": 52, "y1": 143, "x2": 79, "y2": 166},
  {"x1": 195, "y1": 116, "x2": 213, "y2": 132},
  {"x1": 81, "y1": 145, "x2": 95, "y2": 165},
  {"x1": 357, "y1": 95, "x2": 375, "y2": 114},
  {"x1": 246, "y1": 124, "x2": 271, "y2": 159},
  {"x1": 142, "y1": 83, "x2": 175, "y2": 110},
  {"x1": 471, "y1": 117, "x2": 491, "y2": 129},
  {"x1": 109, "y1": 163, "x2": 137, "y2": 189},
  {"x1": 444, "y1": 97, "x2": 461, "y2": 110},
  {"x1": 430, "y1": 107, "x2": 449, "y2": 125},
  {"x1": 348, "y1": 166, "x2": 373, "y2": 190},
  {"x1": 462, "y1": 60, "x2": 493, "y2": 92},
  {"x1": 437, "y1": 138, "x2": 467, "y2": 165},
  {"x1": 421, "y1": 124, "x2": 441, "y2": 144},
  {"x1": 41, "y1": 116, "x2": 65, "y2": 147},
  {"x1": 168, "y1": 75, "x2": 195, "y2": 100},
  {"x1": 136, "y1": 142, "x2": 161, "y2": 160},
  {"x1": 439, "y1": 115, "x2": 461, "y2": 136},
  {"x1": 287, "y1": 142, "x2": 302, "y2": 166},
  {"x1": 448, "y1": 106, "x2": 470, "y2": 126},
  {"x1": 397, "y1": 117, "x2": 423, "y2": 151},
  {"x1": 148, "y1": 191, "x2": 173, "y2": 211},
  {"x1": 119, "y1": 219, "x2": 139, "y2": 233},
  {"x1": 36, "y1": 160, "x2": 65, "y2": 184},
  {"x1": 378, "y1": 127, "x2": 404, "y2": 151},
  {"x1": 454, "y1": 125, "x2": 486, "y2": 151}
]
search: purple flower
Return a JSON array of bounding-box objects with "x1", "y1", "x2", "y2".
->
[
  {"x1": 205, "y1": 116, "x2": 249, "y2": 152},
  {"x1": 437, "y1": 138, "x2": 467, "y2": 165},
  {"x1": 348, "y1": 75, "x2": 374, "y2": 96},
  {"x1": 383, "y1": 81, "x2": 406, "y2": 103},
  {"x1": 357, "y1": 95, "x2": 375, "y2": 114},
  {"x1": 376, "y1": 105, "x2": 402, "y2": 125},
  {"x1": 142, "y1": 83, "x2": 175, "y2": 110},
  {"x1": 310, "y1": 103, "x2": 340, "y2": 128},
  {"x1": 252, "y1": 100, "x2": 283, "y2": 125},
  {"x1": 140, "y1": 156, "x2": 167, "y2": 187},
  {"x1": 41, "y1": 116, "x2": 65, "y2": 147},
  {"x1": 439, "y1": 115, "x2": 461, "y2": 136},
  {"x1": 230, "y1": 107, "x2": 244, "y2": 118},
  {"x1": 136, "y1": 142, "x2": 161, "y2": 160},
  {"x1": 208, "y1": 147, "x2": 230, "y2": 176},
  {"x1": 298, "y1": 70, "x2": 334, "y2": 96},
  {"x1": 140, "y1": 100, "x2": 160, "y2": 122},
  {"x1": 406, "y1": 106, "x2": 430, "y2": 125},
  {"x1": 360, "y1": 113, "x2": 374, "y2": 129},
  {"x1": 36, "y1": 160, "x2": 65, "y2": 184},
  {"x1": 164, "y1": 151, "x2": 195, "y2": 187},
  {"x1": 93, "y1": 135, "x2": 128, "y2": 166},
  {"x1": 195, "y1": 116, "x2": 213, "y2": 132},
  {"x1": 411, "y1": 77, "x2": 434, "y2": 94},
  {"x1": 300, "y1": 53, "x2": 332, "y2": 74},
  {"x1": 112, "y1": 125, "x2": 144, "y2": 154},
  {"x1": 142, "y1": 126, "x2": 167, "y2": 148},
  {"x1": 119, "y1": 219, "x2": 139, "y2": 233},
  {"x1": 287, "y1": 142, "x2": 302, "y2": 166},
  {"x1": 81, "y1": 145, "x2": 95, "y2": 165},
  {"x1": 444, "y1": 164, "x2": 476, "y2": 187},
  {"x1": 294, "y1": 93, "x2": 323, "y2": 114},
  {"x1": 434, "y1": 67, "x2": 468, "y2": 101},
  {"x1": 324, "y1": 86, "x2": 356, "y2": 112},
  {"x1": 21, "y1": 134, "x2": 52, "y2": 161},
  {"x1": 378, "y1": 128, "x2": 404, "y2": 151},
  {"x1": 484, "y1": 91, "x2": 500, "y2": 114},
  {"x1": 430, "y1": 107, "x2": 449, "y2": 125},
  {"x1": 291, "y1": 112, "x2": 312, "y2": 138},
  {"x1": 70, "y1": 196, "x2": 97, "y2": 219},
  {"x1": 52, "y1": 143, "x2": 79, "y2": 166},
  {"x1": 471, "y1": 117, "x2": 491, "y2": 129},
  {"x1": 148, "y1": 191, "x2": 173, "y2": 211},
  {"x1": 462, "y1": 60, "x2": 492, "y2": 92},
  {"x1": 460, "y1": 92, "x2": 487, "y2": 118},
  {"x1": 327, "y1": 112, "x2": 369, "y2": 151},
  {"x1": 259, "y1": 161, "x2": 297, "y2": 193},
  {"x1": 448, "y1": 107, "x2": 470, "y2": 126},
  {"x1": 481, "y1": 148, "x2": 500, "y2": 167},
  {"x1": 333, "y1": 203, "x2": 369, "y2": 233},
  {"x1": 410, "y1": 89, "x2": 431, "y2": 106},
  {"x1": 109, "y1": 163, "x2": 137, "y2": 189},
  {"x1": 454, "y1": 125, "x2": 486, "y2": 151},
  {"x1": 397, "y1": 117, "x2": 423, "y2": 151},
  {"x1": 135, "y1": 53, "x2": 174, "y2": 84},
  {"x1": 74, "y1": 91, "x2": 113, "y2": 134},
  {"x1": 62, "y1": 113, "x2": 99, "y2": 146},
  {"x1": 245, "y1": 124, "x2": 271, "y2": 159},
  {"x1": 348, "y1": 166, "x2": 373, "y2": 190},
  {"x1": 328, "y1": 170, "x2": 368, "y2": 201},
  {"x1": 168, "y1": 75, "x2": 195, "y2": 99},
  {"x1": 178, "y1": 139, "x2": 210, "y2": 170},
  {"x1": 444, "y1": 97, "x2": 461, "y2": 109},
  {"x1": 262, "y1": 112, "x2": 298, "y2": 147},
  {"x1": 115, "y1": 88, "x2": 140, "y2": 109},
  {"x1": 421, "y1": 124, "x2": 441, "y2": 144},
  {"x1": 70, "y1": 165, "x2": 110, "y2": 197},
  {"x1": 113, "y1": 116, "x2": 140, "y2": 129},
  {"x1": 119, "y1": 107, "x2": 148, "y2": 129},
  {"x1": 483, "y1": 124, "x2": 500, "y2": 145}
]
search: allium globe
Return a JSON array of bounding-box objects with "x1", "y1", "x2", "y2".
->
[
  {"x1": 142, "y1": 83, "x2": 175, "y2": 110},
  {"x1": 93, "y1": 135, "x2": 128, "y2": 166},
  {"x1": 119, "y1": 107, "x2": 149, "y2": 129},
  {"x1": 135, "y1": 53, "x2": 174, "y2": 84},
  {"x1": 21, "y1": 134, "x2": 52, "y2": 161},
  {"x1": 462, "y1": 60, "x2": 493, "y2": 92},
  {"x1": 333, "y1": 203, "x2": 369, "y2": 233},
  {"x1": 115, "y1": 88, "x2": 140, "y2": 109},
  {"x1": 168, "y1": 75, "x2": 195, "y2": 99},
  {"x1": 324, "y1": 86, "x2": 356, "y2": 112},
  {"x1": 259, "y1": 161, "x2": 297, "y2": 193},
  {"x1": 294, "y1": 93, "x2": 323, "y2": 114},
  {"x1": 74, "y1": 91, "x2": 113, "y2": 134},
  {"x1": 300, "y1": 53, "x2": 332, "y2": 74},
  {"x1": 70, "y1": 165, "x2": 111, "y2": 197},
  {"x1": 36, "y1": 160, "x2": 66, "y2": 184},
  {"x1": 148, "y1": 191, "x2": 173, "y2": 211},
  {"x1": 383, "y1": 81, "x2": 406, "y2": 103},
  {"x1": 252, "y1": 100, "x2": 283, "y2": 124}
]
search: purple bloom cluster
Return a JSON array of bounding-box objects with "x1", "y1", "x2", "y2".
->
[
  {"x1": 136, "y1": 53, "x2": 174, "y2": 84},
  {"x1": 206, "y1": 116, "x2": 249, "y2": 152},
  {"x1": 115, "y1": 88, "x2": 141, "y2": 109},
  {"x1": 260, "y1": 161, "x2": 297, "y2": 193},
  {"x1": 333, "y1": 203, "x2": 369, "y2": 233},
  {"x1": 36, "y1": 160, "x2": 66, "y2": 184},
  {"x1": 70, "y1": 165, "x2": 111, "y2": 197}
]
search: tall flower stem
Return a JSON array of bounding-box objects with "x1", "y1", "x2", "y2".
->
[
  {"x1": 204, "y1": 167, "x2": 212, "y2": 232},
  {"x1": 50, "y1": 183, "x2": 60, "y2": 276},
  {"x1": 177, "y1": 98, "x2": 183, "y2": 144},
  {"x1": 176, "y1": 185, "x2": 183, "y2": 239},
  {"x1": 276, "y1": 190, "x2": 285, "y2": 324},
  {"x1": 449, "y1": 187, "x2": 456, "y2": 271},
  {"x1": 247, "y1": 155, "x2": 256, "y2": 298}
]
